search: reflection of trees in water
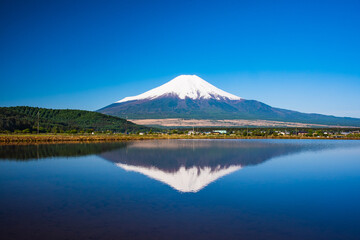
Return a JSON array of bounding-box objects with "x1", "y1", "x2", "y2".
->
[{"x1": 0, "y1": 142, "x2": 128, "y2": 161}]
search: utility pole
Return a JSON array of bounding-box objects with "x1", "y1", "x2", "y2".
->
[{"x1": 37, "y1": 111, "x2": 40, "y2": 134}]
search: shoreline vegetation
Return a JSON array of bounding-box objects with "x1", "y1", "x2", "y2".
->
[
  {"x1": 1, "y1": 133, "x2": 359, "y2": 144},
  {"x1": 2, "y1": 106, "x2": 360, "y2": 145}
]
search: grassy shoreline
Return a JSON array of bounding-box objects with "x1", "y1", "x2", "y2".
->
[{"x1": 1, "y1": 134, "x2": 359, "y2": 144}]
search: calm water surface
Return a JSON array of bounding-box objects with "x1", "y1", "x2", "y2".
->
[{"x1": 1, "y1": 139, "x2": 360, "y2": 240}]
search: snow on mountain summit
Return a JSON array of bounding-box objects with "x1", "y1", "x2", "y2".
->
[{"x1": 116, "y1": 75, "x2": 241, "y2": 103}]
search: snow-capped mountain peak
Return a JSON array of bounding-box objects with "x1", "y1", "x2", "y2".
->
[{"x1": 117, "y1": 75, "x2": 241, "y2": 103}]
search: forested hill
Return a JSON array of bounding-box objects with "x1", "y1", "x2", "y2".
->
[{"x1": 0, "y1": 106, "x2": 149, "y2": 133}]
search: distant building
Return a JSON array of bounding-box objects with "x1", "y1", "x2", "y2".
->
[
  {"x1": 213, "y1": 130, "x2": 227, "y2": 134},
  {"x1": 297, "y1": 131, "x2": 307, "y2": 136}
]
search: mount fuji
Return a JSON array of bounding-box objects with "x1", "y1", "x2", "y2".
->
[
  {"x1": 117, "y1": 75, "x2": 241, "y2": 103},
  {"x1": 98, "y1": 75, "x2": 360, "y2": 127}
]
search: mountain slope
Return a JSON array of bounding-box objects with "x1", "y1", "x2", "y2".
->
[
  {"x1": 0, "y1": 106, "x2": 149, "y2": 133},
  {"x1": 98, "y1": 75, "x2": 360, "y2": 127}
]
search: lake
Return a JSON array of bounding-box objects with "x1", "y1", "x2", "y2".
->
[{"x1": 1, "y1": 139, "x2": 360, "y2": 240}]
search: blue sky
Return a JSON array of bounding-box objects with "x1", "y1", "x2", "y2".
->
[{"x1": 1, "y1": 0, "x2": 360, "y2": 117}]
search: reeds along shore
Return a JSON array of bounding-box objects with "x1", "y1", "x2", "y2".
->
[{"x1": 0, "y1": 134, "x2": 359, "y2": 144}]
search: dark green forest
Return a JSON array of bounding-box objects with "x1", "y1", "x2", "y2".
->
[{"x1": 0, "y1": 106, "x2": 149, "y2": 133}]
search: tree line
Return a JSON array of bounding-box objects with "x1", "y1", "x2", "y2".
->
[{"x1": 0, "y1": 106, "x2": 148, "y2": 134}]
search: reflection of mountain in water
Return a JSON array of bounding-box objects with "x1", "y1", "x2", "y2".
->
[
  {"x1": 118, "y1": 163, "x2": 242, "y2": 193},
  {"x1": 1, "y1": 140, "x2": 348, "y2": 192},
  {"x1": 99, "y1": 140, "x2": 335, "y2": 193}
]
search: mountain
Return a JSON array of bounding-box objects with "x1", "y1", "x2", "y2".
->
[
  {"x1": 98, "y1": 75, "x2": 360, "y2": 127},
  {"x1": 0, "y1": 106, "x2": 149, "y2": 133},
  {"x1": 117, "y1": 75, "x2": 241, "y2": 103}
]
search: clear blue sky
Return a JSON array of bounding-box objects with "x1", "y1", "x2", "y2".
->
[{"x1": 1, "y1": 0, "x2": 360, "y2": 117}]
